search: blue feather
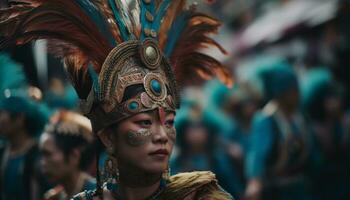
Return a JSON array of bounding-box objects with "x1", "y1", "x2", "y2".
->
[
  {"x1": 0, "y1": 53, "x2": 27, "y2": 94},
  {"x1": 152, "y1": 0, "x2": 171, "y2": 32},
  {"x1": 108, "y1": 0, "x2": 130, "y2": 41},
  {"x1": 88, "y1": 64, "x2": 100, "y2": 98},
  {"x1": 140, "y1": 0, "x2": 155, "y2": 40},
  {"x1": 75, "y1": 0, "x2": 117, "y2": 46},
  {"x1": 140, "y1": 2, "x2": 147, "y2": 39},
  {"x1": 164, "y1": 11, "x2": 190, "y2": 57}
]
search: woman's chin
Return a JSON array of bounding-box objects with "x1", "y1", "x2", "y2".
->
[{"x1": 141, "y1": 162, "x2": 168, "y2": 175}]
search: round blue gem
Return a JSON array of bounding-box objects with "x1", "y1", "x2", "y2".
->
[
  {"x1": 128, "y1": 101, "x2": 139, "y2": 110},
  {"x1": 151, "y1": 79, "x2": 162, "y2": 95}
]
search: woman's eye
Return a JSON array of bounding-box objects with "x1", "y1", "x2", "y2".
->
[
  {"x1": 136, "y1": 120, "x2": 152, "y2": 126},
  {"x1": 165, "y1": 119, "x2": 174, "y2": 127}
]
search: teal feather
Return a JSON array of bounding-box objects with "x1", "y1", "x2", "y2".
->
[
  {"x1": 140, "y1": 0, "x2": 155, "y2": 40},
  {"x1": 140, "y1": 1, "x2": 147, "y2": 39},
  {"x1": 75, "y1": 0, "x2": 117, "y2": 46},
  {"x1": 0, "y1": 53, "x2": 27, "y2": 96},
  {"x1": 115, "y1": 1, "x2": 136, "y2": 39},
  {"x1": 164, "y1": 11, "x2": 190, "y2": 57},
  {"x1": 108, "y1": 0, "x2": 130, "y2": 41}
]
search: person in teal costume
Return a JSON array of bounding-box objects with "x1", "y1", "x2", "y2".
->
[
  {"x1": 170, "y1": 86, "x2": 242, "y2": 198},
  {"x1": 244, "y1": 60, "x2": 314, "y2": 200},
  {"x1": 301, "y1": 68, "x2": 350, "y2": 200},
  {"x1": 200, "y1": 80, "x2": 262, "y2": 198},
  {"x1": 44, "y1": 78, "x2": 79, "y2": 110},
  {"x1": 225, "y1": 83, "x2": 260, "y2": 191},
  {"x1": 0, "y1": 54, "x2": 51, "y2": 200}
]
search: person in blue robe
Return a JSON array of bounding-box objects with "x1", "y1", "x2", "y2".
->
[
  {"x1": 171, "y1": 87, "x2": 241, "y2": 198},
  {"x1": 244, "y1": 61, "x2": 313, "y2": 200},
  {"x1": 224, "y1": 83, "x2": 260, "y2": 193}
]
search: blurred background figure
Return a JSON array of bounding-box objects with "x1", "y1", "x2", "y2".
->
[
  {"x1": 224, "y1": 82, "x2": 261, "y2": 198},
  {"x1": 44, "y1": 78, "x2": 78, "y2": 111},
  {"x1": 244, "y1": 60, "x2": 313, "y2": 200},
  {"x1": 40, "y1": 110, "x2": 96, "y2": 200},
  {"x1": 301, "y1": 68, "x2": 350, "y2": 200},
  {"x1": 0, "y1": 54, "x2": 50, "y2": 200},
  {"x1": 171, "y1": 86, "x2": 241, "y2": 198}
]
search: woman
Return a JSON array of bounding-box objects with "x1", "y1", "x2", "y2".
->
[
  {"x1": 40, "y1": 111, "x2": 96, "y2": 200},
  {"x1": 0, "y1": 0, "x2": 233, "y2": 199}
]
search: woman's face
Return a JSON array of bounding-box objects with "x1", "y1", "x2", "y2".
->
[{"x1": 102, "y1": 109, "x2": 176, "y2": 174}]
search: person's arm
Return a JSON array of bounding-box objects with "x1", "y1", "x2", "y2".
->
[
  {"x1": 244, "y1": 178, "x2": 263, "y2": 200},
  {"x1": 244, "y1": 113, "x2": 274, "y2": 200}
]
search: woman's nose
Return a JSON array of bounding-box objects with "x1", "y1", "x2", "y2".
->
[{"x1": 152, "y1": 124, "x2": 168, "y2": 144}]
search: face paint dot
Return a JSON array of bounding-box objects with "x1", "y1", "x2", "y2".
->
[{"x1": 150, "y1": 79, "x2": 162, "y2": 95}]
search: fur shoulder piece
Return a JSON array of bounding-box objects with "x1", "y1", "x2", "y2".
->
[
  {"x1": 160, "y1": 171, "x2": 234, "y2": 200},
  {"x1": 70, "y1": 171, "x2": 234, "y2": 200}
]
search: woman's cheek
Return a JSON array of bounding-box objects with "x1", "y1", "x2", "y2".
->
[
  {"x1": 165, "y1": 126, "x2": 176, "y2": 143},
  {"x1": 124, "y1": 128, "x2": 152, "y2": 147}
]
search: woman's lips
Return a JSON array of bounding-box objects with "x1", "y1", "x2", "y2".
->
[
  {"x1": 149, "y1": 149, "x2": 169, "y2": 155},
  {"x1": 149, "y1": 149, "x2": 169, "y2": 159}
]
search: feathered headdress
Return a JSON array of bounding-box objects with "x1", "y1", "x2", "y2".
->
[
  {"x1": 1, "y1": 0, "x2": 232, "y2": 133},
  {"x1": 1, "y1": 0, "x2": 232, "y2": 92}
]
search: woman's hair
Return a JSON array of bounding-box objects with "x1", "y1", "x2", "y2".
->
[{"x1": 44, "y1": 110, "x2": 95, "y2": 170}]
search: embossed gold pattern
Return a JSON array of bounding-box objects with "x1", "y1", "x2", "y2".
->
[{"x1": 85, "y1": 39, "x2": 178, "y2": 133}]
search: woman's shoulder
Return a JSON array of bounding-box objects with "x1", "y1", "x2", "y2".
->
[
  {"x1": 71, "y1": 171, "x2": 234, "y2": 200},
  {"x1": 161, "y1": 171, "x2": 234, "y2": 200}
]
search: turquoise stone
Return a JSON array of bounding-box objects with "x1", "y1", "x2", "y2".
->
[
  {"x1": 128, "y1": 101, "x2": 139, "y2": 110},
  {"x1": 151, "y1": 79, "x2": 161, "y2": 94}
]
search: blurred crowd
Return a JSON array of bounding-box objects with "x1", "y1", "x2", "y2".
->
[{"x1": 1, "y1": 0, "x2": 350, "y2": 200}]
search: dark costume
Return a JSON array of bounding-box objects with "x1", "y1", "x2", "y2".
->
[{"x1": 0, "y1": 0, "x2": 233, "y2": 199}]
